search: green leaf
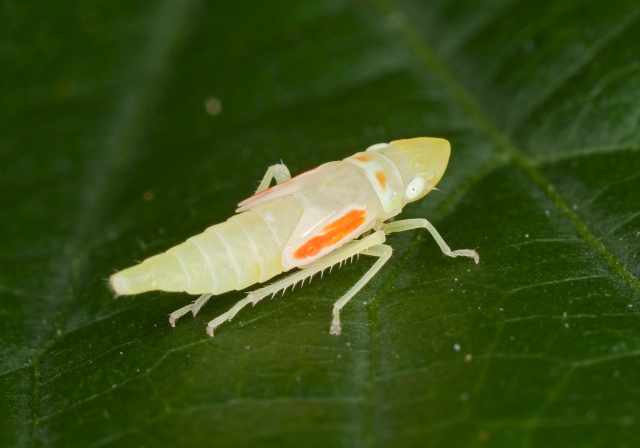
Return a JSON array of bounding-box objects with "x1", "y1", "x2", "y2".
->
[{"x1": 2, "y1": 0, "x2": 639, "y2": 446}]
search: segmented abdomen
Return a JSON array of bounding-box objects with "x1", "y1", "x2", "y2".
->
[{"x1": 110, "y1": 196, "x2": 303, "y2": 295}]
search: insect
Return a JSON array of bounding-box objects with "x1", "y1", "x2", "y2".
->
[{"x1": 110, "y1": 137, "x2": 479, "y2": 336}]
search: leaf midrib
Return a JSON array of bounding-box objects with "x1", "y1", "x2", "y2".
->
[
  {"x1": 377, "y1": 0, "x2": 640, "y2": 295},
  {"x1": 365, "y1": 0, "x2": 640, "y2": 445}
]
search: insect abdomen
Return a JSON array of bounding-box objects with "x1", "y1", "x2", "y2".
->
[{"x1": 110, "y1": 196, "x2": 303, "y2": 295}]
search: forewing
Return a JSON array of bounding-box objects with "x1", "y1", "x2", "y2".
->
[
  {"x1": 239, "y1": 160, "x2": 381, "y2": 270},
  {"x1": 282, "y1": 200, "x2": 376, "y2": 270},
  {"x1": 236, "y1": 166, "x2": 322, "y2": 212}
]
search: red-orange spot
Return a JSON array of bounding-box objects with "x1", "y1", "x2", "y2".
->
[
  {"x1": 294, "y1": 209, "x2": 367, "y2": 259},
  {"x1": 375, "y1": 170, "x2": 387, "y2": 191},
  {"x1": 352, "y1": 156, "x2": 370, "y2": 162}
]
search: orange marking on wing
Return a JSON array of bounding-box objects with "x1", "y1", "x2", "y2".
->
[
  {"x1": 293, "y1": 209, "x2": 367, "y2": 260},
  {"x1": 352, "y1": 156, "x2": 370, "y2": 162},
  {"x1": 375, "y1": 170, "x2": 387, "y2": 191}
]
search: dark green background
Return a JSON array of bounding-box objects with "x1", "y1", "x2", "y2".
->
[{"x1": 2, "y1": 0, "x2": 639, "y2": 446}]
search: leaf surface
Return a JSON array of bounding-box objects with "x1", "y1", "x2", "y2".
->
[{"x1": 1, "y1": 0, "x2": 639, "y2": 446}]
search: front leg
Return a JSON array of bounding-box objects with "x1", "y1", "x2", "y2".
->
[
  {"x1": 255, "y1": 163, "x2": 291, "y2": 193},
  {"x1": 383, "y1": 218, "x2": 479, "y2": 263}
]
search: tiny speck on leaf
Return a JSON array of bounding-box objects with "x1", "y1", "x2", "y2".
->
[
  {"x1": 205, "y1": 96, "x2": 222, "y2": 116},
  {"x1": 522, "y1": 39, "x2": 535, "y2": 51},
  {"x1": 477, "y1": 430, "x2": 491, "y2": 442}
]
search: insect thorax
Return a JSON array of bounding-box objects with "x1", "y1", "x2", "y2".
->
[{"x1": 344, "y1": 151, "x2": 404, "y2": 216}]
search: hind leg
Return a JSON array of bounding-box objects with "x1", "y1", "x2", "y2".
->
[
  {"x1": 205, "y1": 231, "x2": 387, "y2": 336},
  {"x1": 168, "y1": 293, "x2": 213, "y2": 327},
  {"x1": 255, "y1": 163, "x2": 291, "y2": 193}
]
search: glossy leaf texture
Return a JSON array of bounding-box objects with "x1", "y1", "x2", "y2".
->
[{"x1": 2, "y1": 0, "x2": 639, "y2": 446}]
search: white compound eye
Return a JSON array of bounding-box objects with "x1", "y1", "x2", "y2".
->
[{"x1": 405, "y1": 177, "x2": 425, "y2": 200}]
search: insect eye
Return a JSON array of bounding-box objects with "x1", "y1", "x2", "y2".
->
[{"x1": 405, "y1": 177, "x2": 425, "y2": 200}]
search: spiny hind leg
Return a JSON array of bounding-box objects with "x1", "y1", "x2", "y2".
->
[
  {"x1": 206, "y1": 230, "x2": 387, "y2": 336},
  {"x1": 330, "y1": 244, "x2": 392, "y2": 335},
  {"x1": 255, "y1": 163, "x2": 291, "y2": 193},
  {"x1": 168, "y1": 293, "x2": 213, "y2": 327},
  {"x1": 383, "y1": 218, "x2": 479, "y2": 263}
]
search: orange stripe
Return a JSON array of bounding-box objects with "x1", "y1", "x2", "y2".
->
[
  {"x1": 375, "y1": 170, "x2": 386, "y2": 191},
  {"x1": 352, "y1": 156, "x2": 370, "y2": 162},
  {"x1": 294, "y1": 209, "x2": 366, "y2": 259}
]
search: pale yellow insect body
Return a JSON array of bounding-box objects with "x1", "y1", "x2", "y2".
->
[
  {"x1": 110, "y1": 138, "x2": 479, "y2": 336},
  {"x1": 112, "y1": 196, "x2": 304, "y2": 296}
]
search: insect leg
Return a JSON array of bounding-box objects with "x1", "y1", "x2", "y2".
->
[
  {"x1": 383, "y1": 219, "x2": 479, "y2": 263},
  {"x1": 168, "y1": 293, "x2": 213, "y2": 327},
  {"x1": 330, "y1": 244, "x2": 392, "y2": 335},
  {"x1": 255, "y1": 163, "x2": 291, "y2": 193},
  {"x1": 205, "y1": 230, "x2": 387, "y2": 336},
  {"x1": 191, "y1": 292, "x2": 214, "y2": 316},
  {"x1": 168, "y1": 304, "x2": 193, "y2": 327}
]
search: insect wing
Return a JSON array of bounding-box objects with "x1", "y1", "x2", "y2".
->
[
  {"x1": 238, "y1": 160, "x2": 380, "y2": 270},
  {"x1": 279, "y1": 161, "x2": 380, "y2": 269},
  {"x1": 236, "y1": 166, "x2": 322, "y2": 212},
  {"x1": 282, "y1": 200, "x2": 374, "y2": 269}
]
